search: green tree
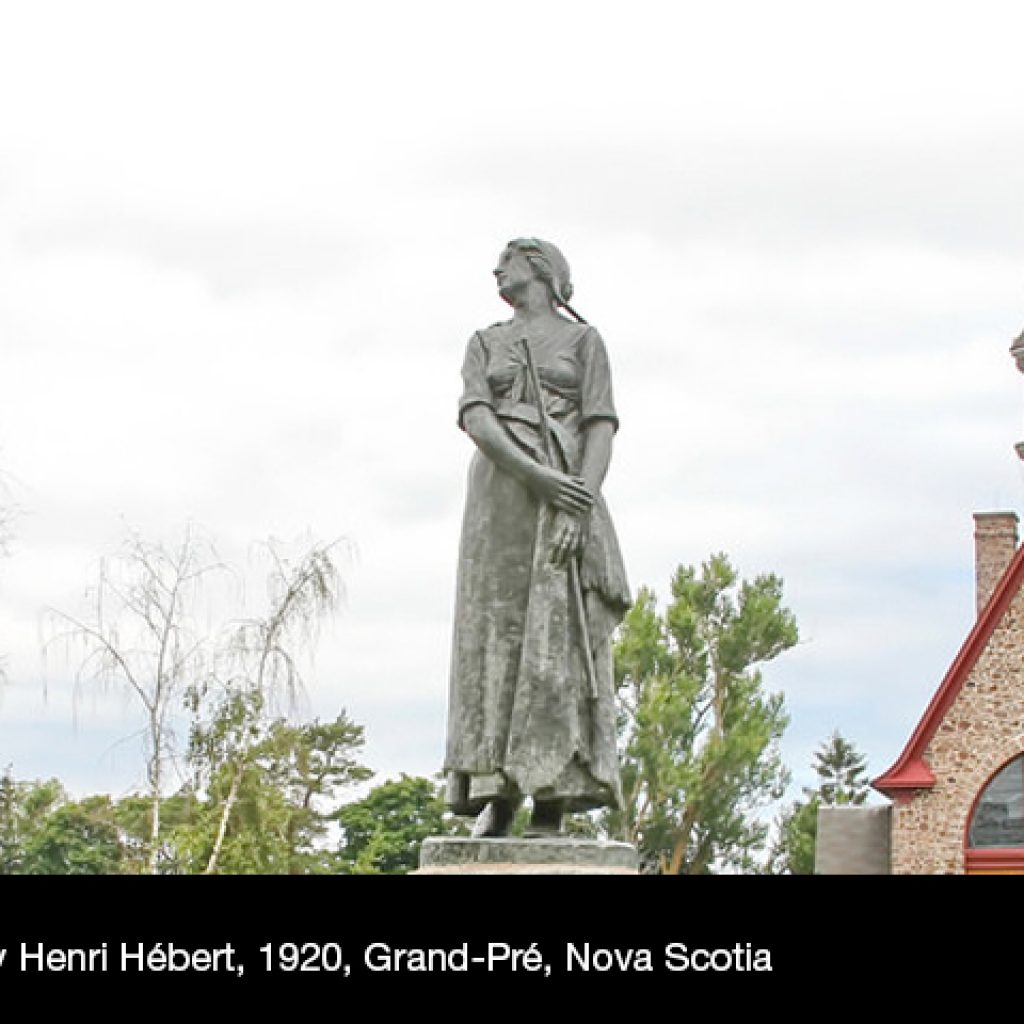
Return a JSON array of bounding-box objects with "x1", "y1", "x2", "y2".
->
[
  {"x1": 112, "y1": 790, "x2": 198, "y2": 874},
  {"x1": 20, "y1": 795, "x2": 124, "y2": 875},
  {"x1": 0, "y1": 767, "x2": 22, "y2": 872},
  {"x1": 770, "y1": 730, "x2": 872, "y2": 874},
  {"x1": 182, "y1": 709, "x2": 371, "y2": 874},
  {"x1": 335, "y1": 775, "x2": 460, "y2": 874},
  {"x1": 610, "y1": 554, "x2": 797, "y2": 874},
  {"x1": 770, "y1": 796, "x2": 820, "y2": 875},
  {"x1": 814, "y1": 730, "x2": 870, "y2": 806},
  {"x1": 0, "y1": 769, "x2": 64, "y2": 873},
  {"x1": 254, "y1": 715, "x2": 373, "y2": 872}
]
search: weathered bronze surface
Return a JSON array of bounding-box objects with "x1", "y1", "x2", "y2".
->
[{"x1": 443, "y1": 238, "x2": 630, "y2": 838}]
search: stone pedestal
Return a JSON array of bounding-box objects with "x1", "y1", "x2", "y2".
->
[{"x1": 415, "y1": 837, "x2": 639, "y2": 875}]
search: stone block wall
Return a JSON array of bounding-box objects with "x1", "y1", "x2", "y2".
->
[
  {"x1": 815, "y1": 806, "x2": 892, "y2": 874},
  {"x1": 890, "y1": 588, "x2": 1024, "y2": 873}
]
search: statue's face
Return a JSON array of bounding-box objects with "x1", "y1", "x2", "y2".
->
[
  {"x1": 493, "y1": 248, "x2": 536, "y2": 304},
  {"x1": 1013, "y1": 335, "x2": 1024, "y2": 373}
]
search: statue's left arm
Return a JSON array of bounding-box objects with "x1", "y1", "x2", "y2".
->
[
  {"x1": 550, "y1": 329, "x2": 619, "y2": 566},
  {"x1": 579, "y1": 419, "x2": 614, "y2": 494},
  {"x1": 550, "y1": 418, "x2": 615, "y2": 566}
]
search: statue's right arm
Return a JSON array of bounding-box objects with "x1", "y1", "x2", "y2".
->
[
  {"x1": 461, "y1": 404, "x2": 544, "y2": 484},
  {"x1": 461, "y1": 405, "x2": 594, "y2": 515}
]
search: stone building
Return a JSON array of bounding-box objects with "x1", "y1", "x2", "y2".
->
[
  {"x1": 870, "y1": 509, "x2": 1024, "y2": 873},
  {"x1": 816, "y1": 330, "x2": 1024, "y2": 874}
]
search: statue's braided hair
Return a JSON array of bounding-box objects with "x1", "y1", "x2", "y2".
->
[{"x1": 506, "y1": 237, "x2": 587, "y2": 324}]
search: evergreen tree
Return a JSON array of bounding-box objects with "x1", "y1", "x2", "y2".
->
[
  {"x1": 180, "y1": 710, "x2": 372, "y2": 874},
  {"x1": 814, "y1": 729, "x2": 870, "y2": 806},
  {"x1": 770, "y1": 729, "x2": 872, "y2": 874},
  {"x1": 609, "y1": 553, "x2": 797, "y2": 873}
]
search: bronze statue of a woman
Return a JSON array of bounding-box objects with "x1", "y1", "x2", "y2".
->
[{"x1": 444, "y1": 237, "x2": 630, "y2": 837}]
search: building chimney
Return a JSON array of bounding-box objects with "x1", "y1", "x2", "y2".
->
[{"x1": 974, "y1": 511, "x2": 1019, "y2": 615}]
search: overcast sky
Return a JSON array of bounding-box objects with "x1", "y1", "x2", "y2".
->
[{"x1": 2, "y1": 1, "x2": 1024, "y2": 815}]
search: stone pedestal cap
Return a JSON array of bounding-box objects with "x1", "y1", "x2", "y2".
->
[{"x1": 415, "y1": 837, "x2": 639, "y2": 875}]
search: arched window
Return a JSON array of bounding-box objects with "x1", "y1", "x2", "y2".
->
[
  {"x1": 966, "y1": 754, "x2": 1024, "y2": 873},
  {"x1": 969, "y1": 755, "x2": 1024, "y2": 848}
]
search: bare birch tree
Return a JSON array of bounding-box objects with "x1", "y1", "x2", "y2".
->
[
  {"x1": 0, "y1": 467, "x2": 18, "y2": 686},
  {"x1": 47, "y1": 524, "x2": 226, "y2": 873},
  {"x1": 187, "y1": 537, "x2": 346, "y2": 875}
]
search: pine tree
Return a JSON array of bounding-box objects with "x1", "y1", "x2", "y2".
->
[
  {"x1": 813, "y1": 730, "x2": 870, "y2": 806},
  {"x1": 609, "y1": 553, "x2": 798, "y2": 874},
  {"x1": 770, "y1": 729, "x2": 871, "y2": 873}
]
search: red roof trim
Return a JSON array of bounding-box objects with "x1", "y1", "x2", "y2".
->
[{"x1": 873, "y1": 543, "x2": 1024, "y2": 800}]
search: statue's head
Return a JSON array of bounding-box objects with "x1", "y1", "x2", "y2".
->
[
  {"x1": 1012, "y1": 328, "x2": 1024, "y2": 374},
  {"x1": 503, "y1": 237, "x2": 573, "y2": 307}
]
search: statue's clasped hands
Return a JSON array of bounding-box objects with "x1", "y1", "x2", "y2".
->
[{"x1": 531, "y1": 465, "x2": 593, "y2": 566}]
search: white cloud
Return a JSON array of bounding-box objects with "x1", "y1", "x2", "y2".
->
[{"x1": 2, "y1": 1, "x2": 1024, "y2": 815}]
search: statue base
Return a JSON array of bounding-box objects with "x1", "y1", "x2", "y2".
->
[{"x1": 414, "y1": 836, "x2": 639, "y2": 875}]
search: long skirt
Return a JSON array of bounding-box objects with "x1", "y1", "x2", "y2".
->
[{"x1": 443, "y1": 449, "x2": 627, "y2": 814}]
